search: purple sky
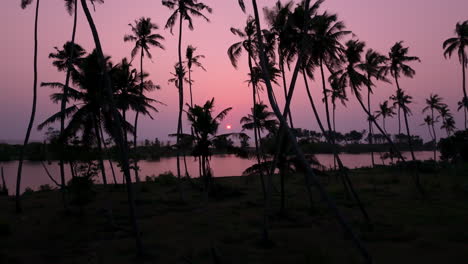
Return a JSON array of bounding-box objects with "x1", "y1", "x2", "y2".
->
[{"x1": 1, "y1": 0, "x2": 467, "y2": 143}]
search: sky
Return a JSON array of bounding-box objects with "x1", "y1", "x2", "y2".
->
[{"x1": 0, "y1": 0, "x2": 467, "y2": 144}]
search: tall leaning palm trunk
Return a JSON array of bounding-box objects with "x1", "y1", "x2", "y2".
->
[
  {"x1": 80, "y1": 0, "x2": 142, "y2": 255},
  {"x1": 247, "y1": 1, "x2": 372, "y2": 262},
  {"x1": 366, "y1": 79, "x2": 375, "y2": 167},
  {"x1": 132, "y1": 47, "x2": 145, "y2": 184},
  {"x1": 58, "y1": 0, "x2": 79, "y2": 207},
  {"x1": 176, "y1": 14, "x2": 185, "y2": 186},
  {"x1": 16, "y1": 0, "x2": 40, "y2": 214}
]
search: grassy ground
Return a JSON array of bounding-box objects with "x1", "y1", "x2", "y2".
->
[{"x1": 1, "y1": 164, "x2": 468, "y2": 264}]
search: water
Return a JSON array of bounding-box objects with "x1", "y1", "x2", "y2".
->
[{"x1": 0, "y1": 151, "x2": 435, "y2": 193}]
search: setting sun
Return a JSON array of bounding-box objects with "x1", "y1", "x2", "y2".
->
[{"x1": 226, "y1": 124, "x2": 232, "y2": 130}]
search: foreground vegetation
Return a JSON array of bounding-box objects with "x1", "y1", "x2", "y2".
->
[{"x1": 1, "y1": 165, "x2": 468, "y2": 264}]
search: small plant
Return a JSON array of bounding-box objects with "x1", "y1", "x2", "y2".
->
[{"x1": 68, "y1": 161, "x2": 98, "y2": 208}]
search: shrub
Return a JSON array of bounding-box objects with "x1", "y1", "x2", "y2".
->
[
  {"x1": 439, "y1": 130, "x2": 468, "y2": 162},
  {"x1": 23, "y1": 187, "x2": 34, "y2": 195},
  {"x1": 154, "y1": 171, "x2": 177, "y2": 185},
  {"x1": 39, "y1": 184, "x2": 53, "y2": 192},
  {"x1": 68, "y1": 176, "x2": 95, "y2": 207}
]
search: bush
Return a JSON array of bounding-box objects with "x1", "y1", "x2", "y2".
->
[
  {"x1": 23, "y1": 187, "x2": 34, "y2": 195},
  {"x1": 68, "y1": 176, "x2": 95, "y2": 207},
  {"x1": 154, "y1": 171, "x2": 177, "y2": 185},
  {"x1": 39, "y1": 184, "x2": 53, "y2": 192},
  {"x1": 439, "y1": 130, "x2": 468, "y2": 162}
]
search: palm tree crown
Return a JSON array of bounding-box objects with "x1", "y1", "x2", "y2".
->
[
  {"x1": 386, "y1": 41, "x2": 421, "y2": 80},
  {"x1": 240, "y1": 102, "x2": 278, "y2": 134},
  {"x1": 443, "y1": 20, "x2": 468, "y2": 65},
  {"x1": 124, "y1": 17, "x2": 165, "y2": 59},
  {"x1": 162, "y1": 0, "x2": 212, "y2": 33}
]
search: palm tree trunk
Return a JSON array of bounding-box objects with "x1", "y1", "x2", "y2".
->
[
  {"x1": 93, "y1": 116, "x2": 107, "y2": 185},
  {"x1": 462, "y1": 54, "x2": 467, "y2": 129},
  {"x1": 174, "y1": 15, "x2": 186, "y2": 203},
  {"x1": 303, "y1": 72, "x2": 372, "y2": 227},
  {"x1": 332, "y1": 104, "x2": 337, "y2": 170},
  {"x1": 16, "y1": 0, "x2": 40, "y2": 213},
  {"x1": 250, "y1": 1, "x2": 372, "y2": 261},
  {"x1": 367, "y1": 83, "x2": 375, "y2": 167},
  {"x1": 99, "y1": 122, "x2": 118, "y2": 185},
  {"x1": 80, "y1": 0, "x2": 142, "y2": 255},
  {"x1": 248, "y1": 50, "x2": 266, "y2": 199},
  {"x1": 280, "y1": 58, "x2": 294, "y2": 128},
  {"x1": 69, "y1": 162, "x2": 76, "y2": 179},
  {"x1": 319, "y1": 58, "x2": 334, "y2": 144},
  {"x1": 132, "y1": 48, "x2": 146, "y2": 184},
  {"x1": 58, "y1": 0, "x2": 79, "y2": 207},
  {"x1": 189, "y1": 68, "x2": 193, "y2": 108},
  {"x1": 403, "y1": 109, "x2": 416, "y2": 161},
  {"x1": 431, "y1": 109, "x2": 437, "y2": 161}
]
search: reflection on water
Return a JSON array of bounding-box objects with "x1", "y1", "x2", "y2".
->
[{"x1": 0, "y1": 151, "x2": 435, "y2": 193}]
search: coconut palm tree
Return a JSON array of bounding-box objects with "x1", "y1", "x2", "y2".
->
[
  {"x1": 385, "y1": 41, "x2": 420, "y2": 134},
  {"x1": 421, "y1": 115, "x2": 435, "y2": 154},
  {"x1": 390, "y1": 89, "x2": 415, "y2": 159},
  {"x1": 237, "y1": 1, "x2": 372, "y2": 261},
  {"x1": 162, "y1": 0, "x2": 212, "y2": 183},
  {"x1": 309, "y1": 12, "x2": 350, "y2": 144},
  {"x1": 458, "y1": 97, "x2": 468, "y2": 128},
  {"x1": 332, "y1": 40, "x2": 404, "y2": 162},
  {"x1": 16, "y1": 0, "x2": 41, "y2": 214},
  {"x1": 443, "y1": 20, "x2": 468, "y2": 129},
  {"x1": 185, "y1": 45, "x2": 206, "y2": 107},
  {"x1": 124, "y1": 17, "x2": 164, "y2": 183},
  {"x1": 438, "y1": 105, "x2": 456, "y2": 136},
  {"x1": 79, "y1": 0, "x2": 142, "y2": 255},
  {"x1": 49, "y1": 41, "x2": 86, "y2": 200},
  {"x1": 358, "y1": 49, "x2": 388, "y2": 166},
  {"x1": 375, "y1": 100, "x2": 396, "y2": 133},
  {"x1": 422, "y1": 94, "x2": 444, "y2": 160},
  {"x1": 186, "y1": 98, "x2": 236, "y2": 192},
  {"x1": 263, "y1": 0, "x2": 296, "y2": 127}
]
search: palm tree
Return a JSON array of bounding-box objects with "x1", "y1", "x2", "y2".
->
[
  {"x1": 310, "y1": 12, "x2": 350, "y2": 145},
  {"x1": 422, "y1": 94, "x2": 444, "y2": 160},
  {"x1": 49, "y1": 41, "x2": 86, "y2": 197},
  {"x1": 458, "y1": 97, "x2": 468, "y2": 128},
  {"x1": 385, "y1": 41, "x2": 420, "y2": 135},
  {"x1": 124, "y1": 17, "x2": 164, "y2": 183},
  {"x1": 438, "y1": 105, "x2": 456, "y2": 136},
  {"x1": 421, "y1": 115, "x2": 435, "y2": 155},
  {"x1": 263, "y1": 0, "x2": 296, "y2": 127},
  {"x1": 185, "y1": 45, "x2": 206, "y2": 107},
  {"x1": 186, "y1": 98, "x2": 237, "y2": 192},
  {"x1": 358, "y1": 49, "x2": 388, "y2": 167},
  {"x1": 80, "y1": 0, "x2": 142, "y2": 255},
  {"x1": 390, "y1": 89, "x2": 415, "y2": 159},
  {"x1": 443, "y1": 20, "x2": 468, "y2": 129},
  {"x1": 375, "y1": 100, "x2": 396, "y2": 133},
  {"x1": 163, "y1": 0, "x2": 212, "y2": 183},
  {"x1": 238, "y1": 2, "x2": 372, "y2": 261},
  {"x1": 16, "y1": 0, "x2": 40, "y2": 214}
]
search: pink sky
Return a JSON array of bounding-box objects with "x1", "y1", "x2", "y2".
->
[{"x1": 1, "y1": 0, "x2": 467, "y2": 143}]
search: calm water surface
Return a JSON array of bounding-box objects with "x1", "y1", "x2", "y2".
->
[{"x1": 0, "y1": 151, "x2": 435, "y2": 193}]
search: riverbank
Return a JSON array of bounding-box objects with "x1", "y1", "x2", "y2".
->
[{"x1": 1, "y1": 165, "x2": 468, "y2": 263}]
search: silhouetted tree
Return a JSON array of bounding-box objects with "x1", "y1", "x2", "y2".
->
[
  {"x1": 423, "y1": 94, "x2": 444, "y2": 160},
  {"x1": 185, "y1": 45, "x2": 206, "y2": 107},
  {"x1": 443, "y1": 20, "x2": 468, "y2": 129},
  {"x1": 124, "y1": 17, "x2": 164, "y2": 183},
  {"x1": 16, "y1": 0, "x2": 41, "y2": 214},
  {"x1": 375, "y1": 100, "x2": 395, "y2": 134},
  {"x1": 163, "y1": 0, "x2": 212, "y2": 184}
]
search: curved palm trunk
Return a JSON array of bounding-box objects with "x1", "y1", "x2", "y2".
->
[
  {"x1": 93, "y1": 116, "x2": 107, "y2": 185},
  {"x1": 132, "y1": 49, "x2": 146, "y2": 184},
  {"x1": 16, "y1": 0, "x2": 40, "y2": 213},
  {"x1": 303, "y1": 72, "x2": 372, "y2": 227},
  {"x1": 58, "y1": 0, "x2": 79, "y2": 205},
  {"x1": 248, "y1": 50, "x2": 267, "y2": 199},
  {"x1": 280, "y1": 58, "x2": 294, "y2": 128},
  {"x1": 367, "y1": 82, "x2": 375, "y2": 167},
  {"x1": 99, "y1": 123, "x2": 118, "y2": 185},
  {"x1": 462, "y1": 54, "x2": 467, "y2": 129},
  {"x1": 80, "y1": 0, "x2": 142, "y2": 255},
  {"x1": 176, "y1": 14, "x2": 186, "y2": 201},
  {"x1": 431, "y1": 109, "x2": 437, "y2": 161},
  {"x1": 250, "y1": 1, "x2": 372, "y2": 261}
]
